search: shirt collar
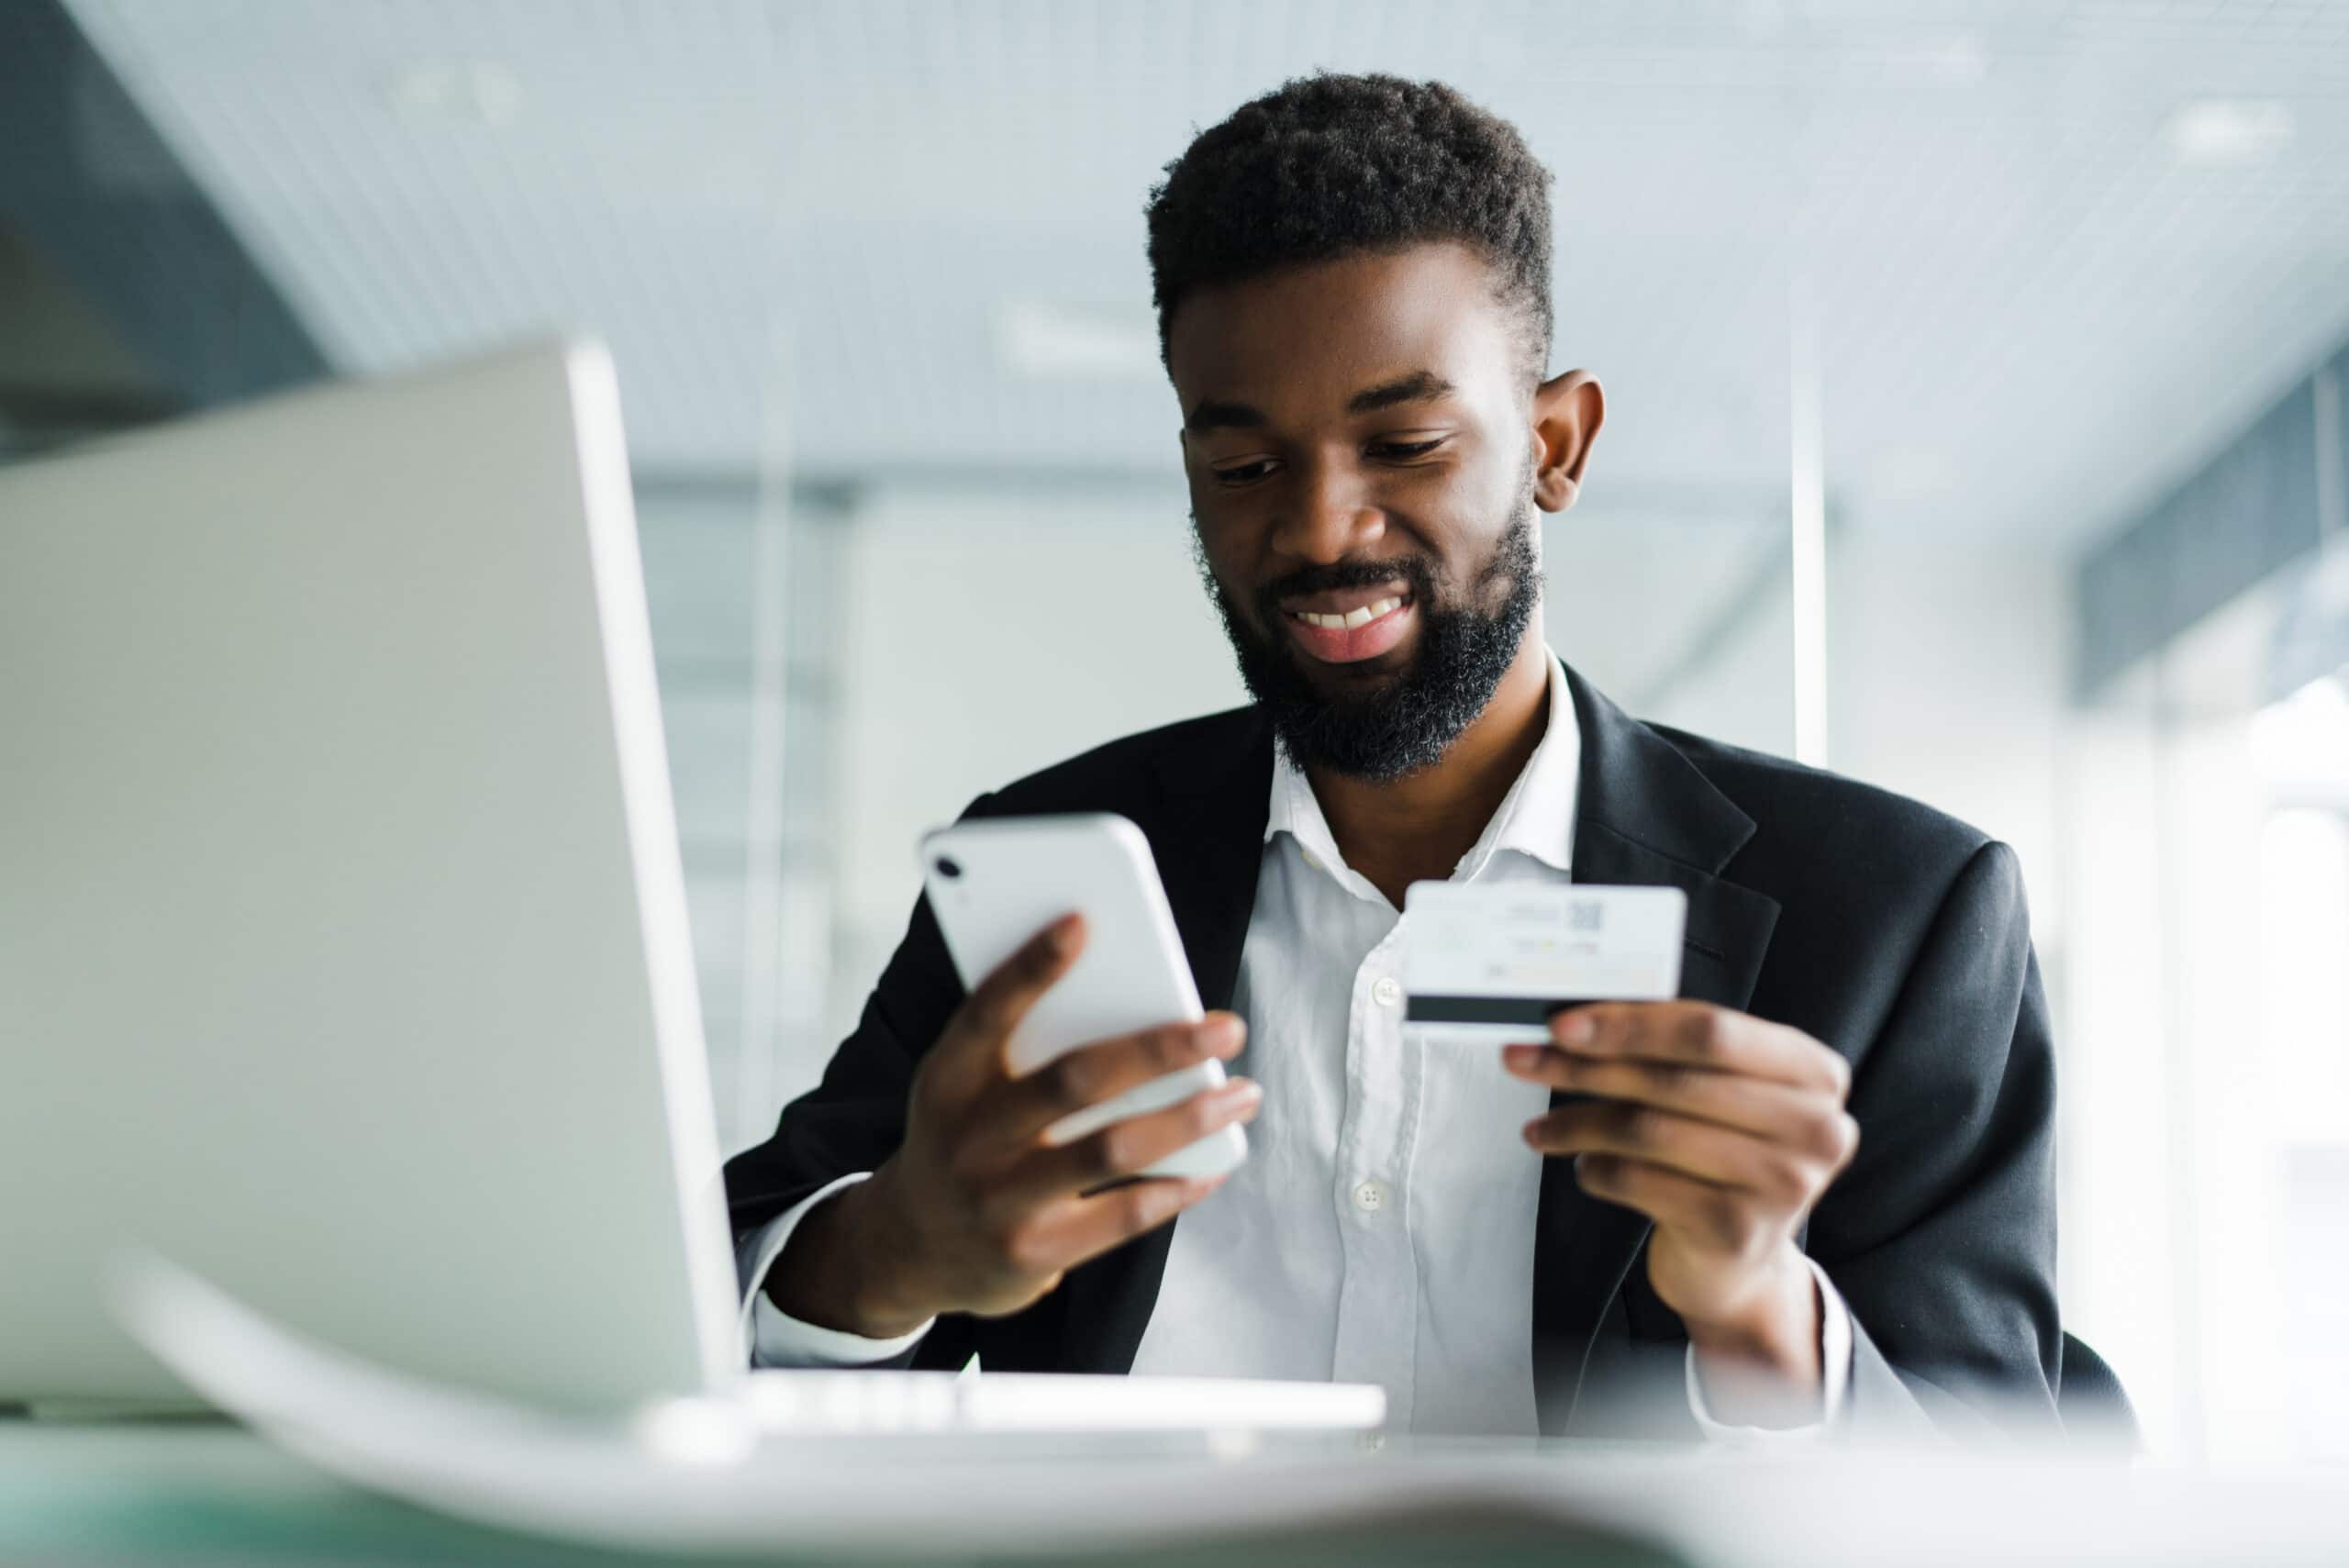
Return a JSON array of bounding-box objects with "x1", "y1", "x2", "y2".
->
[{"x1": 1264, "y1": 651, "x2": 1580, "y2": 884}]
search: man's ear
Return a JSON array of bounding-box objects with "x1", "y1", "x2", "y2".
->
[{"x1": 1530, "y1": 370, "x2": 1605, "y2": 513}]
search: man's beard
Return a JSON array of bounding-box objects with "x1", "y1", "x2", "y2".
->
[{"x1": 1194, "y1": 488, "x2": 1542, "y2": 784}]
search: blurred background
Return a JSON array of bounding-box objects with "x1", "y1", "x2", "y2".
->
[{"x1": 5, "y1": 0, "x2": 2346, "y2": 1466}]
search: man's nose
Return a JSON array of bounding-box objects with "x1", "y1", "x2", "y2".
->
[{"x1": 1269, "y1": 455, "x2": 1386, "y2": 564}]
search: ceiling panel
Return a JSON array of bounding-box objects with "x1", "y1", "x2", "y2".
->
[{"x1": 59, "y1": 0, "x2": 2349, "y2": 542}]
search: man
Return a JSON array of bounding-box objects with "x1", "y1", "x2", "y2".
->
[{"x1": 722, "y1": 73, "x2": 2058, "y2": 1438}]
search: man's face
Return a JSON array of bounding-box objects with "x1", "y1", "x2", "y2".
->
[{"x1": 1168, "y1": 242, "x2": 1560, "y2": 782}]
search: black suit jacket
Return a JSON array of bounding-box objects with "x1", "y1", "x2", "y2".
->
[{"x1": 723, "y1": 662, "x2": 2062, "y2": 1437}]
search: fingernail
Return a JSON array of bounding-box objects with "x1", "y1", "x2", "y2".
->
[
  {"x1": 1502, "y1": 1043, "x2": 1542, "y2": 1071},
  {"x1": 1553, "y1": 1011, "x2": 1595, "y2": 1047},
  {"x1": 1202, "y1": 1014, "x2": 1245, "y2": 1052},
  {"x1": 1221, "y1": 1077, "x2": 1263, "y2": 1110},
  {"x1": 1048, "y1": 914, "x2": 1082, "y2": 954}
]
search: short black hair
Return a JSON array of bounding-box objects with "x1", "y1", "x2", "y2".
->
[{"x1": 1145, "y1": 72, "x2": 1554, "y2": 383}]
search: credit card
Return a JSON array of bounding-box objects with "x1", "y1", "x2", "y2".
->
[{"x1": 1401, "y1": 882, "x2": 1687, "y2": 1043}]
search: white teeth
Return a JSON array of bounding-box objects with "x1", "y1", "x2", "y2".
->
[{"x1": 1295, "y1": 597, "x2": 1405, "y2": 631}]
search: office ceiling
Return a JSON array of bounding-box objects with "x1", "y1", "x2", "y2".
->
[{"x1": 59, "y1": 0, "x2": 2349, "y2": 544}]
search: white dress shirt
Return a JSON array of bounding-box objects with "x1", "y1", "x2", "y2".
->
[{"x1": 744, "y1": 654, "x2": 1851, "y2": 1436}]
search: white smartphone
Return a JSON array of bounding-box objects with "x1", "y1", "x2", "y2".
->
[{"x1": 918, "y1": 812, "x2": 1249, "y2": 1181}]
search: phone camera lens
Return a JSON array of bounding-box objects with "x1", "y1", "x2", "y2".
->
[{"x1": 934, "y1": 856, "x2": 963, "y2": 880}]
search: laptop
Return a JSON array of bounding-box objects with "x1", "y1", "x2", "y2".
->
[{"x1": 0, "y1": 340, "x2": 1382, "y2": 1442}]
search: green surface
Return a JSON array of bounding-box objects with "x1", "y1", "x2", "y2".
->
[{"x1": 0, "y1": 1422, "x2": 1686, "y2": 1568}]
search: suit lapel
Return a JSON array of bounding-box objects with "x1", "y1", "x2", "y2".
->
[
  {"x1": 1532, "y1": 666, "x2": 1781, "y2": 1433},
  {"x1": 1052, "y1": 707, "x2": 1273, "y2": 1376},
  {"x1": 1153, "y1": 711, "x2": 1275, "y2": 1018}
]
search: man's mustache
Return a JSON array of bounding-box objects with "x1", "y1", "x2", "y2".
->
[{"x1": 1252, "y1": 557, "x2": 1441, "y2": 624}]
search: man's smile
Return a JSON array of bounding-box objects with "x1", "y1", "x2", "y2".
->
[{"x1": 1277, "y1": 582, "x2": 1416, "y2": 664}]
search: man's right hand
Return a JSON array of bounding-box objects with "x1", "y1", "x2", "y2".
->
[{"x1": 766, "y1": 912, "x2": 1259, "y2": 1340}]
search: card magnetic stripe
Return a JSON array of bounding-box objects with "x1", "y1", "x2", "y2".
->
[{"x1": 1403, "y1": 995, "x2": 1606, "y2": 1026}]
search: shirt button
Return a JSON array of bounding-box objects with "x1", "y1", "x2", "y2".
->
[
  {"x1": 1371, "y1": 976, "x2": 1402, "y2": 1008},
  {"x1": 1352, "y1": 1178, "x2": 1389, "y2": 1214},
  {"x1": 1302, "y1": 850, "x2": 1324, "y2": 873}
]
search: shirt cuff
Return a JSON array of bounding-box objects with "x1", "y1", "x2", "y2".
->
[
  {"x1": 739, "y1": 1172, "x2": 936, "y2": 1368},
  {"x1": 1683, "y1": 1255, "x2": 1852, "y2": 1440}
]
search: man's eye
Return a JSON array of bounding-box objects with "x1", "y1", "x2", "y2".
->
[
  {"x1": 1214, "y1": 460, "x2": 1277, "y2": 486},
  {"x1": 1371, "y1": 439, "x2": 1445, "y2": 461}
]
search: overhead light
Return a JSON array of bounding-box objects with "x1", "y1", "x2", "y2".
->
[
  {"x1": 993, "y1": 300, "x2": 1159, "y2": 381},
  {"x1": 386, "y1": 60, "x2": 526, "y2": 128},
  {"x1": 2165, "y1": 99, "x2": 2292, "y2": 165}
]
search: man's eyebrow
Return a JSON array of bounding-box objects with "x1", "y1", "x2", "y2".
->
[
  {"x1": 1186, "y1": 373, "x2": 1458, "y2": 433},
  {"x1": 1185, "y1": 398, "x2": 1266, "y2": 434},
  {"x1": 1346, "y1": 371, "x2": 1457, "y2": 415}
]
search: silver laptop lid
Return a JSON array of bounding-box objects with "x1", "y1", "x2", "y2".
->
[{"x1": 0, "y1": 340, "x2": 741, "y2": 1412}]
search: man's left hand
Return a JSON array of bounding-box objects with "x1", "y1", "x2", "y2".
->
[{"x1": 1503, "y1": 1002, "x2": 1858, "y2": 1407}]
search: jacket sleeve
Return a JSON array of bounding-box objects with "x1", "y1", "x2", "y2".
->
[
  {"x1": 718, "y1": 794, "x2": 995, "y2": 1373},
  {"x1": 1813, "y1": 840, "x2": 2063, "y2": 1438}
]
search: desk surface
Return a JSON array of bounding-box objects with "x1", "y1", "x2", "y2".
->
[
  {"x1": 13, "y1": 1418, "x2": 2349, "y2": 1568},
  {"x1": 0, "y1": 1421, "x2": 1683, "y2": 1568}
]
